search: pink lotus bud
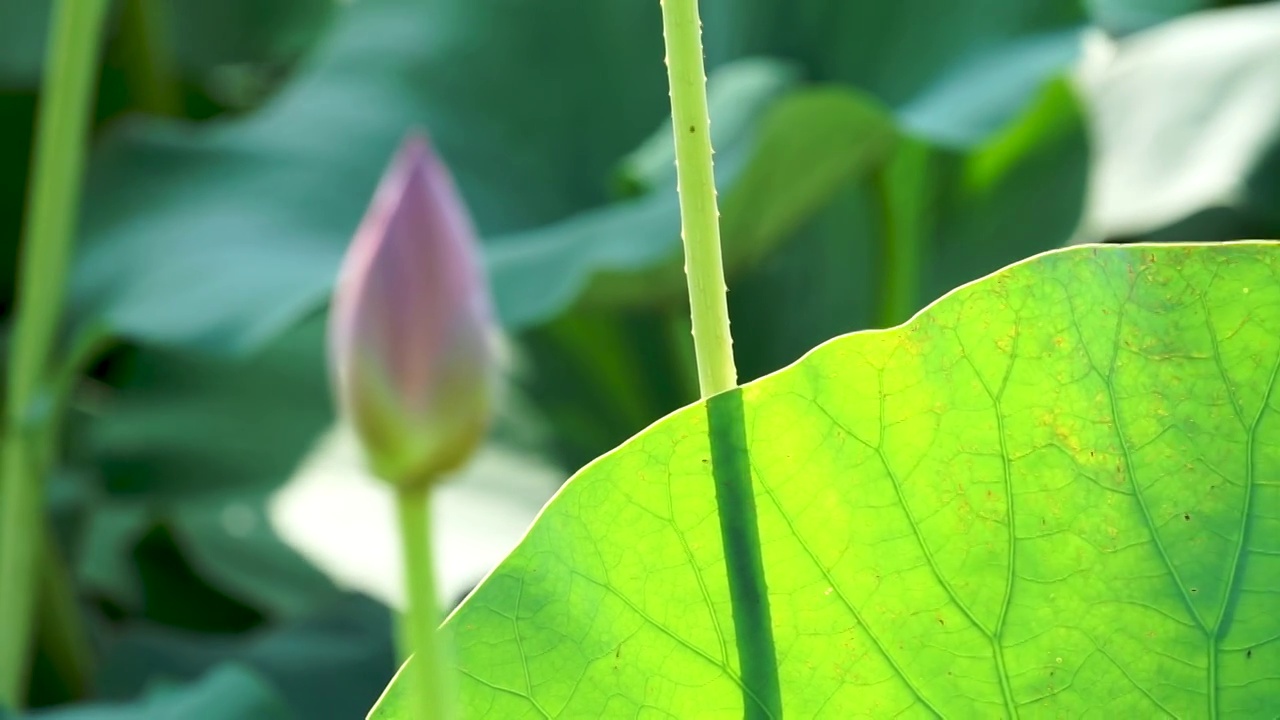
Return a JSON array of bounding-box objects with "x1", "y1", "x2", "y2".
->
[{"x1": 328, "y1": 132, "x2": 498, "y2": 487}]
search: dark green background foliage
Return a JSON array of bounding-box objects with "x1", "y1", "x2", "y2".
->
[{"x1": 0, "y1": 0, "x2": 1276, "y2": 716}]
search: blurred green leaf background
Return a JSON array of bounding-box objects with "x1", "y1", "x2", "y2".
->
[{"x1": 0, "y1": 0, "x2": 1278, "y2": 716}]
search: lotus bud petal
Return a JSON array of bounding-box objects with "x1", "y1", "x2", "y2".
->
[{"x1": 328, "y1": 132, "x2": 497, "y2": 487}]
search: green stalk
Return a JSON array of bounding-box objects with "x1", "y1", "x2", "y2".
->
[
  {"x1": 116, "y1": 0, "x2": 182, "y2": 117},
  {"x1": 875, "y1": 137, "x2": 931, "y2": 328},
  {"x1": 28, "y1": 327, "x2": 115, "y2": 701},
  {"x1": 395, "y1": 486, "x2": 454, "y2": 720},
  {"x1": 660, "y1": 0, "x2": 737, "y2": 397},
  {"x1": 0, "y1": 0, "x2": 111, "y2": 707},
  {"x1": 659, "y1": 2, "x2": 781, "y2": 717},
  {"x1": 0, "y1": 439, "x2": 40, "y2": 709},
  {"x1": 36, "y1": 529, "x2": 94, "y2": 700}
]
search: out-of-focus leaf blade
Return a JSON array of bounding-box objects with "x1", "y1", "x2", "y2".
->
[
  {"x1": 92, "y1": 596, "x2": 394, "y2": 720},
  {"x1": 165, "y1": 0, "x2": 332, "y2": 75},
  {"x1": 25, "y1": 664, "x2": 289, "y2": 719},
  {"x1": 728, "y1": 178, "x2": 883, "y2": 382},
  {"x1": 615, "y1": 57, "x2": 803, "y2": 195},
  {"x1": 718, "y1": 87, "x2": 898, "y2": 271},
  {"x1": 70, "y1": 0, "x2": 1087, "y2": 354},
  {"x1": 0, "y1": 1, "x2": 48, "y2": 88},
  {"x1": 557, "y1": 85, "x2": 899, "y2": 316},
  {"x1": 898, "y1": 28, "x2": 1084, "y2": 148},
  {"x1": 934, "y1": 78, "x2": 1089, "y2": 297},
  {"x1": 0, "y1": 0, "x2": 331, "y2": 90},
  {"x1": 87, "y1": 319, "x2": 331, "y2": 499},
  {"x1": 78, "y1": 318, "x2": 340, "y2": 617},
  {"x1": 70, "y1": 0, "x2": 667, "y2": 353},
  {"x1": 486, "y1": 56, "x2": 815, "y2": 326},
  {"x1": 700, "y1": 0, "x2": 1082, "y2": 106}
]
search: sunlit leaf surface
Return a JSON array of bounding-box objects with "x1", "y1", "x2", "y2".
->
[{"x1": 374, "y1": 242, "x2": 1280, "y2": 717}]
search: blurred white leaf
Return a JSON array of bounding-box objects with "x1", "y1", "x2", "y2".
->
[
  {"x1": 1073, "y1": 3, "x2": 1280, "y2": 241},
  {"x1": 268, "y1": 425, "x2": 561, "y2": 609}
]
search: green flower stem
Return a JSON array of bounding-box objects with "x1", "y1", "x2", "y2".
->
[
  {"x1": 660, "y1": 2, "x2": 781, "y2": 717},
  {"x1": 28, "y1": 328, "x2": 115, "y2": 702},
  {"x1": 0, "y1": 0, "x2": 110, "y2": 707},
  {"x1": 659, "y1": 0, "x2": 737, "y2": 397},
  {"x1": 0, "y1": 439, "x2": 40, "y2": 709},
  {"x1": 36, "y1": 528, "x2": 94, "y2": 700},
  {"x1": 875, "y1": 136, "x2": 932, "y2": 328},
  {"x1": 117, "y1": 0, "x2": 182, "y2": 117},
  {"x1": 395, "y1": 485, "x2": 454, "y2": 720}
]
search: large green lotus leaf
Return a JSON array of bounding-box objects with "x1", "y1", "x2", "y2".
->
[{"x1": 373, "y1": 242, "x2": 1280, "y2": 717}]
